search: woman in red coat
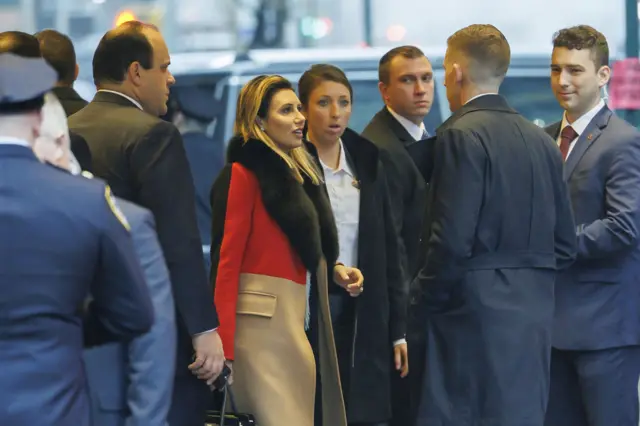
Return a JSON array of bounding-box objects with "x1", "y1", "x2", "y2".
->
[{"x1": 209, "y1": 75, "x2": 362, "y2": 426}]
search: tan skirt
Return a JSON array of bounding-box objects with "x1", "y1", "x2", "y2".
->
[{"x1": 230, "y1": 260, "x2": 346, "y2": 426}]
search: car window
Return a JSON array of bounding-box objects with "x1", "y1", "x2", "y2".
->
[{"x1": 499, "y1": 76, "x2": 563, "y2": 127}]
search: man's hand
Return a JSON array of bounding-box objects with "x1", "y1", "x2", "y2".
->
[
  {"x1": 333, "y1": 264, "x2": 364, "y2": 297},
  {"x1": 394, "y1": 343, "x2": 409, "y2": 378},
  {"x1": 209, "y1": 360, "x2": 234, "y2": 391},
  {"x1": 189, "y1": 330, "x2": 225, "y2": 386}
]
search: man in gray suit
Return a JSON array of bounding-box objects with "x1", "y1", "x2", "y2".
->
[
  {"x1": 33, "y1": 93, "x2": 177, "y2": 426},
  {"x1": 83, "y1": 198, "x2": 177, "y2": 426}
]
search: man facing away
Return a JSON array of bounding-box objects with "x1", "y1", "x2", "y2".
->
[
  {"x1": 361, "y1": 46, "x2": 433, "y2": 426},
  {"x1": 68, "y1": 21, "x2": 224, "y2": 426},
  {"x1": 34, "y1": 29, "x2": 92, "y2": 171},
  {"x1": 544, "y1": 25, "x2": 640, "y2": 426},
  {"x1": 412, "y1": 24, "x2": 577, "y2": 426},
  {"x1": 34, "y1": 29, "x2": 88, "y2": 117},
  {"x1": 0, "y1": 53, "x2": 153, "y2": 426}
]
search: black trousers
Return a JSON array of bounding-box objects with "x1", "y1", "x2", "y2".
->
[
  {"x1": 168, "y1": 373, "x2": 210, "y2": 426},
  {"x1": 390, "y1": 299, "x2": 427, "y2": 426}
]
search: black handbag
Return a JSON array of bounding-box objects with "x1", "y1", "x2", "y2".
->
[{"x1": 205, "y1": 385, "x2": 257, "y2": 426}]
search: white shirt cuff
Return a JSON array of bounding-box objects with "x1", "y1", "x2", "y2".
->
[
  {"x1": 393, "y1": 338, "x2": 407, "y2": 347},
  {"x1": 194, "y1": 327, "x2": 218, "y2": 336}
]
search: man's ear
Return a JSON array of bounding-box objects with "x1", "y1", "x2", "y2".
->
[
  {"x1": 598, "y1": 65, "x2": 611, "y2": 88},
  {"x1": 127, "y1": 62, "x2": 142, "y2": 86},
  {"x1": 378, "y1": 81, "x2": 389, "y2": 103},
  {"x1": 74, "y1": 63, "x2": 79, "y2": 81},
  {"x1": 453, "y1": 63, "x2": 463, "y2": 85}
]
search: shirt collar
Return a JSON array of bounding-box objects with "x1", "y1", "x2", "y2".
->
[
  {"x1": 465, "y1": 92, "x2": 499, "y2": 104},
  {"x1": 97, "y1": 89, "x2": 144, "y2": 110},
  {"x1": 561, "y1": 99, "x2": 605, "y2": 136},
  {"x1": 319, "y1": 139, "x2": 354, "y2": 177},
  {"x1": 387, "y1": 107, "x2": 426, "y2": 141},
  {"x1": 0, "y1": 137, "x2": 31, "y2": 147}
]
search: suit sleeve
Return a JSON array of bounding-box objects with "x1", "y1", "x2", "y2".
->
[
  {"x1": 577, "y1": 135, "x2": 640, "y2": 259},
  {"x1": 69, "y1": 131, "x2": 93, "y2": 173},
  {"x1": 130, "y1": 121, "x2": 218, "y2": 335},
  {"x1": 550, "y1": 149, "x2": 577, "y2": 270},
  {"x1": 213, "y1": 164, "x2": 257, "y2": 360},
  {"x1": 83, "y1": 186, "x2": 154, "y2": 348},
  {"x1": 125, "y1": 212, "x2": 177, "y2": 426},
  {"x1": 381, "y1": 162, "x2": 408, "y2": 342},
  {"x1": 418, "y1": 128, "x2": 486, "y2": 284}
]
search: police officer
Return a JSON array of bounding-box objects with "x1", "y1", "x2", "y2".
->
[{"x1": 0, "y1": 53, "x2": 154, "y2": 426}]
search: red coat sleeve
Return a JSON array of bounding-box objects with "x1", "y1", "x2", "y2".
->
[{"x1": 214, "y1": 163, "x2": 257, "y2": 360}]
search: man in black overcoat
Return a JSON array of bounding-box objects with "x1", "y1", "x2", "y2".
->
[{"x1": 411, "y1": 24, "x2": 577, "y2": 426}]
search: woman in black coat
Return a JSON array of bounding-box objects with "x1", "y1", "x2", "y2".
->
[{"x1": 299, "y1": 64, "x2": 408, "y2": 426}]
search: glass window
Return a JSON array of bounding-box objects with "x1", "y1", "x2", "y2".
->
[{"x1": 499, "y1": 76, "x2": 563, "y2": 128}]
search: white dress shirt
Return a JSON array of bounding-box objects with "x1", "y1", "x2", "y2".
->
[
  {"x1": 97, "y1": 89, "x2": 144, "y2": 110},
  {"x1": 465, "y1": 92, "x2": 499, "y2": 105},
  {"x1": 319, "y1": 139, "x2": 360, "y2": 270},
  {"x1": 387, "y1": 107, "x2": 428, "y2": 141},
  {"x1": 557, "y1": 99, "x2": 605, "y2": 157}
]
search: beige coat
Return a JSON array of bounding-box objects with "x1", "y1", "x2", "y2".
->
[{"x1": 230, "y1": 259, "x2": 346, "y2": 426}]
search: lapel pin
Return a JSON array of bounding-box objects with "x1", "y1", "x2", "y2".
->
[{"x1": 587, "y1": 134, "x2": 593, "y2": 140}]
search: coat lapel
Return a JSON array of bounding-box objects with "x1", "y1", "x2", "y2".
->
[
  {"x1": 545, "y1": 122, "x2": 561, "y2": 140},
  {"x1": 379, "y1": 107, "x2": 420, "y2": 148},
  {"x1": 340, "y1": 129, "x2": 378, "y2": 268},
  {"x1": 564, "y1": 107, "x2": 612, "y2": 180}
]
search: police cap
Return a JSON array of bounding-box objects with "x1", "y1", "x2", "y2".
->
[{"x1": 0, "y1": 53, "x2": 57, "y2": 113}]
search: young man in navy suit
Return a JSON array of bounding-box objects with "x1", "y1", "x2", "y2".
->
[{"x1": 545, "y1": 25, "x2": 640, "y2": 426}]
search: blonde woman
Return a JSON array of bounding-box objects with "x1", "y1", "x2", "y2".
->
[{"x1": 209, "y1": 75, "x2": 358, "y2": 426}]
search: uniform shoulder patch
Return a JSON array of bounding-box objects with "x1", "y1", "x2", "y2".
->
[{"x1": 104, "y1": 185, "x2": 130, "y2": 231}]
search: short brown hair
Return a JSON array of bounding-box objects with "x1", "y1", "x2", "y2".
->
[
  {"x1": 35, "y1": 29, "x2": 77, "y2": 85},
  {"x1": 92, "y1": 21, "x2": 159, "y2": 85},
  {"x1": 378, "y1": 45, "x2": 426, "y2": 84},
  {"x1": 298, "y1": 64, "x2": 353, "y2": 105},
  {"x1": 447, "y1": 24, "x2": 510, "y2": 83},
  {"x1": 552, "y1": 25, "x2": 609, "y2": 68}
]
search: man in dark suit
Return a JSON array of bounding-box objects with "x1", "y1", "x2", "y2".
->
[
  {"x1": 413, "y1": 24, "x2": 577, "y2": 426},
  {"x1": 34, "y1": 29, "x2": 88, "y2": 117},
  {"x1": 0, "y1": 52, "x2": 153, "y2": 426},
  {"x1": 68, "y1": 21, "x2": 223, "y2": 426},
  {"x1": 544, "y1": 26, "x2": 640, "y2": 426},
  {"x1": 361, "y1": 45, "x2": 431, "y2": 426}
]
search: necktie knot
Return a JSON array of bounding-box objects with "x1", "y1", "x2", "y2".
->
[
  {"x1": 420, "y1": 128, "x2": 429, "y2": 140},
  {"x1": 559, "y1": 125, "x2": 578, "y2": 161},
  {"x1": 561, "y1": 125, "x2": 578, "y2": 142}
]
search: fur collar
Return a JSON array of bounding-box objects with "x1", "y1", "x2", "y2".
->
[{"x1": 227, "y1": 136, "x2": 339, "y2": 271}]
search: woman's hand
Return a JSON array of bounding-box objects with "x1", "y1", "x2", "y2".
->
[{"x1": 333, "y1": 264, "x2": 364, "y2": 297}]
